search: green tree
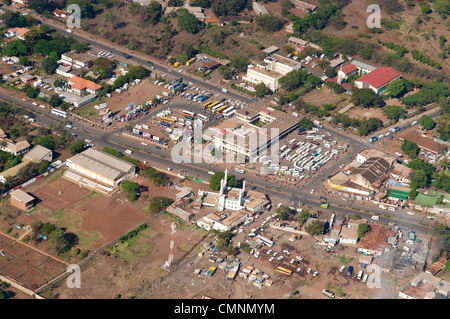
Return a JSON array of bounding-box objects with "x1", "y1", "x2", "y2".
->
[
  {"x1": 358, "y1": 223, "x2": 371, "y2": 238},
  {"x1": 401, "y1": 140, "x2": 419, "y2": 158},
  {"x1": 177, "y1": 9, "x2": 203, "y2": 34},
  {"x1": 383, "y1": 105, "x2": 406, "y2": 121},
  {"x1": 386, "y1": 79, "x2": 406, "y2": 98},
  {"x1": 69, "y1": 140, "x2": 86, "y2": 156},
  {"x1": 305, "y1": 220, "x2": 326, "y2": 236},
  {"x1": 218, "y1": 65, "x2": 233, "y2": 80},
  {"x1": 51, "y1": 228, "x2": 68, "y2": 255},
  {"x1": 254, "y1": 83, "x2": 271, "y2": 98},
  {"x1": 255, "y1": 14, "x2": 282, "y2": 32},
  {"x1": 121, "y1": 180, "x2": 140, "y2": 202},
  {"x1": 324, "y1": 66, "x2": 337, "y2": 78},
  {"x1": 34, "y1": 136, "x2": 56, "y2": 150},
  {"x1": 350, "y1": 213, "x2": 361, "y2": 220},
  {"x1": 351, "y1": 88, "x2": 384, "y2": 108},
  {"x1": 276, "y1": 205, "x2": 293, "y2": 220},
  {"x1": 2, "y1": 39, "x2": 28, "y2": 56},
  {"x1": 419, "y1": 115, "x2": 436, "y2": 130},
  {"x1": 41, "y1": 57, "x2": 58, "y2": 74}
]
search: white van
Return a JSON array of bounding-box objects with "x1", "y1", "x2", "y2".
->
[
  {"x1": 362, "y1": 274, "x2": 369, "y2": 283},
  {"x1": 357, "y1": 270, "x2": 363, "y2": 280},
  {"x1": 125, "y1": 150, "x2": 133, "y2": 155},
  {"x1": 371, "y1": 215, "x2": 380, "y2": 220}
]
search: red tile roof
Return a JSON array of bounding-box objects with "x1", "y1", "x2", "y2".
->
[
  {"x1": 399, "y1": 132, "x2": 447, "y2": 155},
  {"x1": 356, "y1": 67, "x2": 400, "y2": 89},
  {"x1": 340, "y1": 64, "x2": 357, "y2": 75},
  {"x1": 68, "y1": 76, "x2": 102, "y2": 91}
]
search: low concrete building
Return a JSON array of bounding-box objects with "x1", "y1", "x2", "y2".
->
[
  {"x1": 357, "y1": 225, "x2": 394, "y2": 257},
  {"x1": 398, "y1": 132, "x2": 447, "y2": 155},
  {"x1": 252, "y1": 2, "x2": 269, "y2": 15},
  {"x1": 339, "y1": 223, "x2": 359, "y2": 245},
  {"x1": 10, "y1": 189, "x2": 35, "y2": 211},
  {"x1": 399, "y1": 272, "x2": 450, "y2": 299},
  {"x1": 196, "y1": 210, "x2": 249, "y2": 232},
  {"x1": 66, "y1": 148, "x2": 136, "y2": 188},
  {"x1": 61, "y1": 51, "x2": 93, "y2": 69},
  {"x1": 24, "y1": 145, "x2": 52, "y2": 163},
  {"x1": 243, "y1": 189, "x2": 269, "y2": 213}
]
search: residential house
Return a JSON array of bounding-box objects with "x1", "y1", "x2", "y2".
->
[
  {"x1": 339, "y1": 222, "x2": 359, "y2": 245},
  {"x1": 4, "y1": 27, "x2": 30, "y2": 40},
  {"x1": 67, "y1": 76, "x2": 103, "y2": 97},
  {"x1": 20, "y1": 74, "x2": 36, "y2": 84},
  {"x1": 196, "y1": 210, "x2": 249, "y2": 232},
  {"x1": 53, "y1": 9, "x2": 69, "y2": 18},
  {"x1": 24, "y1": 145, "x2": 52, "y2": 163}
]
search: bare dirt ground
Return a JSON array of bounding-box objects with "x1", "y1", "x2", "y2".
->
[
  {"x1": 32, "y1": 177, "x2": 92, "y2": 211},
  {"x1": 43, "y1": 215, "x2": 209, "y2": 299},
  {"x1": 346, "y1": 106, "x2": 389, "y2": 123},
  {"x1": 0, "y1": 233, "x2": 67, "y2": 291},
  {"x1": 142, "y1": 228, "x2": 400, "y2": 300},
  {"x1": 90, "y1": 79, "x2": 168, "y2": 118},
  {"x1": 302, "y1": 86, "x2": 351, "y2": 108},
  {"x1": 323, "y1": 0, "x2": 450, "y2": 76}
]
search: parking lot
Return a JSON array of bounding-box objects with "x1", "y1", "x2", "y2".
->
[{"x1": 256, "y1": 124, "x2": 350, "y2": 185}]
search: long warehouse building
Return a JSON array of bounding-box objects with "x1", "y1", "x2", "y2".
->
[{"x1": 66, "y1": 148, "x2": 137, "y2": 188}]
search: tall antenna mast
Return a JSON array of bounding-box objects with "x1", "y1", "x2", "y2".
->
[{"x1": 167, "y1": 219, "x2": 176, "y2": 269}]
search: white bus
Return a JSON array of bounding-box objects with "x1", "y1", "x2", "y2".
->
[
  {"x1": 211, "y1": 103, "x2": 223, "y2": 112},
  {"x1": 51, "y1": 109, "x2": 68, "y2": 118},
  {"x1": 221, "y1": 106, "x2": 234, "y2": 114},
  {"x1": 223, "y1": 108, "x2": 236, "y2": 118},
  {"x1": 256, "y1": 235, "x2": 274, "y2": 247}
]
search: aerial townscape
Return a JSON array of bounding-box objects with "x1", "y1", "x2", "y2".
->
[{"x1": 0, "y1": 0, "x2": 449, "y2": 305}]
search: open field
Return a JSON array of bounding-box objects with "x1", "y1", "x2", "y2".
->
[
  {"x1": 346, "y1": 106, "x2": 389, "y2": 123},
  {"x1": 0, "y1": 234, "x2": 67, "y2": 291},
  {"x1": 32, "y1": 177, "x2": 92, "y2": 211},
  {"x1": 41, "y1": 215, "x2": 209, "y2": 299}
]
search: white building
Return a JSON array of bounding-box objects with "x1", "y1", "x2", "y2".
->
[
  {"x1": 65, "y1": 148, "x2": 136, "y2": 188},
  {"x1": 24, "y1": 145, "x2": 52, "y2": 163},
  {"x1": 197, "y1": 169, "x2": 246, "y2": 212},
  {"x1": 243, "y1": 54, "x2": 302, "y2": 91},
  {"x1": 339, "y1": 223, "x2": 359, "y2": 245}
]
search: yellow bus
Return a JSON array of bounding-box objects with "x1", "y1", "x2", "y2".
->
[
  {"x1": 161, "y1": 116, "x2": 176, "y2": 123},
  {"x1": 173, "y1": 135, "x2": 183, "y2": 143},
  {"x1": 207, "y1": 101, "x2": 220, "y2": 110},
  {"x1": 186, "y1": 58, "x2": 196, "y2": 66},
  {"x1": 202, "y1": 101, "x2": 213, "y2": 109},
  {"x1": 276, "y1": 266, "x2": 293, "y2": 276},
  {"x1": 216, "y1": 104, "x2": 229, "y2": 114}
]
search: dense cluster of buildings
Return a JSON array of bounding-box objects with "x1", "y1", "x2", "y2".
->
[{"x1": 196, "y1": 169, "x2": 269, "y2": 231}]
